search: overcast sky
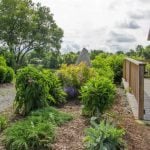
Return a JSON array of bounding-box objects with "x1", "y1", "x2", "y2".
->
[{"x1": 33, "y1": 0, "x2": 150, "y2": 53}]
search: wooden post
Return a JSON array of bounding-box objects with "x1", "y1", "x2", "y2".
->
[
  {"x1": 138, "y1": 64, "x2": 144, "y2": 119},
  {"x1": 123, "y1": 59, "x2": 126, "y2": 80}
]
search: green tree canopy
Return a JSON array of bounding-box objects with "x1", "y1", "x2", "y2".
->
[{"x1": 0, "y1": 0, "x2": 63, "y2": 69}]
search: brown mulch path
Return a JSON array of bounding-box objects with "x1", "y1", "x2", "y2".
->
[
  {"x1": 51, "y1": 101, "x2": 89, "y2": 150},
  {"x1": 111, "y1": 88, "x2": 150, "y2": 150}
]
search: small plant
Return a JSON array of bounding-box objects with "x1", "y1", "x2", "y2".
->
[
  {"x1": 84, "y1": 120, "x2": 125, "y2": 150},
  {"x1": 0, "y1": 116, "x2": 8, "y2": 131},
  {"x1": 4, "y1": 107, "x2": 73, "y2": 150},
  {"x1": 80, "y1": 77, "x2": 116, "y2": 116},
  {"x1": 15, "y1": 66, "x2": 49, "y2": 115}
]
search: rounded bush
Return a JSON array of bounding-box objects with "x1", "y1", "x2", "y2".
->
[
  {"x1": 42, "y1": 69, "x2": 66, "y2": 105},
  {"x1": 80, "y1": 77, "x2": 116, "y2": 116},
  {"x1": 15, "y1": 66, "x2": 49, "y2": 115},
  {"x1": 4, "y1": 67, "x2": 14, "y2": 83},
  {"x1": 0, "y1": 66, "x2": 7, "y2": 83},
  {"x1": 0, "y1": 56, "x2": 7, "y2": 66}
]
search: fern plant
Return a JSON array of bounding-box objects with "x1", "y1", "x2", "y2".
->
[
  {"x1": 0, "y1": 116, "x2": 8, "y2": 131},
  {"x1": 84, "y1": 120, "x2": 125, "y2": 150}
]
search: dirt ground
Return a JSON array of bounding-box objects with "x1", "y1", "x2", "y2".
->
[
  {"x1": 51, "y1": 100, "x2": 89, "y2": 150},
  {"x1": 0, "y1": 84, "x2": 15, "y2": 113},
  {"x1": 111, "y1": 88, "x2": 150, "y2": 150}
]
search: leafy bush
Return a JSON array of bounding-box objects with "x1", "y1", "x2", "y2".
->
[
  {"x1": 4, "y1": 120, "x2": 55, "y2": 150},
  {"x1": 58, "y1": 63, "x2": 96, "y2": 97},
  {"x1": 42, "y1": 69, "x2": 66, "y2": 105},
  {"x1": 80, "y1": 77, "x2": 116, "y2": 116},
  {"x1": 84, "y1": 120, "x2": 125, "y2": 150},
  {"x1": 0, "y1": 56, "x2": 7, "y2": 66},
  {"x1": 4, "y1": 107, "x2": 73, "y2": 150},
  {"x1": 92, "y1": 55, "x2": 114, "y2": 81},
  {"x1": 0, "y1": 66, "x2": 7, "y2": 83},
  {"x1": 4, "y1": 67, "x2": 14, "y2": 83},
  {"x1": 0, "y1": 56, "x2": 14, "y2": 83},
  {"x1": 107, "y1": 55, "x2": 124, "y2": 83},
  {"x1": 58, "y1": 63, "x2": 96, "y2": 89},
  {"x1": 15, "y1": 66, "x2": 49, "y2": 115},
  {"x1": 0, "y1": 116, "x2": 8, "y2": 131}
]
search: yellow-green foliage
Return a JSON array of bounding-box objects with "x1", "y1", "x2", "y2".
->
[
  {"x1": 0, "y1": 56, "x2": 14, "y2": 83},
  {"x1": 57, "y1": 62, "x2": 97, "y2": 89},
  {"x1": 92, "y1": 54, "x2": 124, "y2": 83},
  {"x1": 92, "y1": 55, "x2": 114, "y2": 81}
]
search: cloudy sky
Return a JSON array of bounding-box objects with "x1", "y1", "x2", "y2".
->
[{"x1": 33, "y1": 0, "x2": 150, "y2": 53}]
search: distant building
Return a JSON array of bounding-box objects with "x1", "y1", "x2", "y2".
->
[
  {"x1": 148, "y1": 29, "x2": 150, "y2": 41},
  {"x1": 76, "y1": 48, "x2": 91, "y2": 66}
]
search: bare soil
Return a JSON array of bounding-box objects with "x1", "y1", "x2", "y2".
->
[
  {"x1": 0, "y1": 84, "x2": 15, "y2": 113},
  {"x1": 110, "y1": 88, "x2": 150, "y2": 150},
  {"x1": 51, "y1": 100, "x2": 89, "y2": 150}
]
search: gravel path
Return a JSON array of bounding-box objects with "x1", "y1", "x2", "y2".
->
[{"x1": 0, "y1": 84, "x2": 16, "y2": 113}]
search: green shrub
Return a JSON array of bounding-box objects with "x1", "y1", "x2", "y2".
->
[
  {"x1": 84, "y1": 120, "x2": 125, "y2": 150},
  {"x1": 92, "y1": 56, "x2": 114, "y2": 81},
  {"x1": 107, "y1": 55, "x2": 124, "y2": 83},
  {"x1": 4, "y1": 107, "x2": 73, "y2": 150},
  {"x1": 0, "y1": 116, "x2": 8, "y2": 131},
  {"x1": 58, "y1": 63, "x2": 96, "y2": 89},
  {"x1": 4, "y1": 67, "x2": 14, "y2": 83},
  {"x1": 0, "y1": 66, "x2": 7, "y2": 83},
  {"x1": 30, "y1": 107, "x2": 73, "y2": 126},
  {"x1": 4, "y1": 120, "x2": 55, "y2": 150},
  {"x1": 0, "y1": 56, "x2": 7, "y2": 66},
  {"x1": 80, "y1": 77, "x2": 116, "y2": 116},
  {"x1": 42, "y1": 69, "x2": 66, "y2": 105},
  {"x1": 15, "y1": 66, "x2": 49, "y2": 115}
]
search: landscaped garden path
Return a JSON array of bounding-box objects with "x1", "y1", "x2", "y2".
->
[
  {"x1": 0, "y1": 87, "x2": 150, "y2": 150},
  {"x1": 0, "y1": 84, "x2": 15, "y2": 113}
]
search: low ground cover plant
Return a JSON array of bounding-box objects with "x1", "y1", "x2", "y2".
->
[
  {"x1": 80, "y1": 77, "x2": 116, "y2": 116},
  {"x1": 4, "y1": 107, "x2": 73, "y2": 150},
  {"x1": 84, "y1": 120, "x2": 125, "y2": 150},
  {"x1": 0, "y1": 116, "x2": 8, "y2": 132}
]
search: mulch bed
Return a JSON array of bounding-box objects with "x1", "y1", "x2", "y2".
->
[{"x1": 0, "y1": 87, "x2": 150, "y2": 150}]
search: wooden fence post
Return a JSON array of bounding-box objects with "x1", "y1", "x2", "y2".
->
[{"x1": 138, "y1": 64, "x2": 144, "y2": 119}]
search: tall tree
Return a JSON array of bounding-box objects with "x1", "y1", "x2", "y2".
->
[{"x1": 0, "y1": 0, "x2": 63, "y2": 69}]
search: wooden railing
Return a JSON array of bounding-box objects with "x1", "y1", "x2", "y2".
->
[{"x1": 123, "y1": 58, "x2": 145, "y2": 119}]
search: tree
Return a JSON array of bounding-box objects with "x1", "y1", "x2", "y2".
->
[
  {"x1": 62, "y1": 52, "x2": 78, "y2": 65},
  {"x1": 136, "y1": 45, "x2": 144, "y2": 57},
  {"x1": 143, "y1": 45, "x2": 150, "y2": 59},
  {"x1": 0, "y1": 0, "x2": 63, "y2": 69}
]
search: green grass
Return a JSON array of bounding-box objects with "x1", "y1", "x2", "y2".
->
[
  {"x1": 3, "y1": 107, "x2": 73, "y2": 150},
  {"x1": 0, "y1": 115, "x2": 8, "y2": 131}
]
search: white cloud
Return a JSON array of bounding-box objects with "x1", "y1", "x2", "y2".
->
[{"x1": 33, "y1": 0, "x2": 150, "y2": 52}]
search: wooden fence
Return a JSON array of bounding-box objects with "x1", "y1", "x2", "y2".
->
[{"x1": 123, "y1": 58, "x2": 145, "y2": 119}]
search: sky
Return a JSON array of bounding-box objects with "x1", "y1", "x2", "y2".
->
[{"x1": 33, "y1": 0, "x2": 150, "y2": 53}]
